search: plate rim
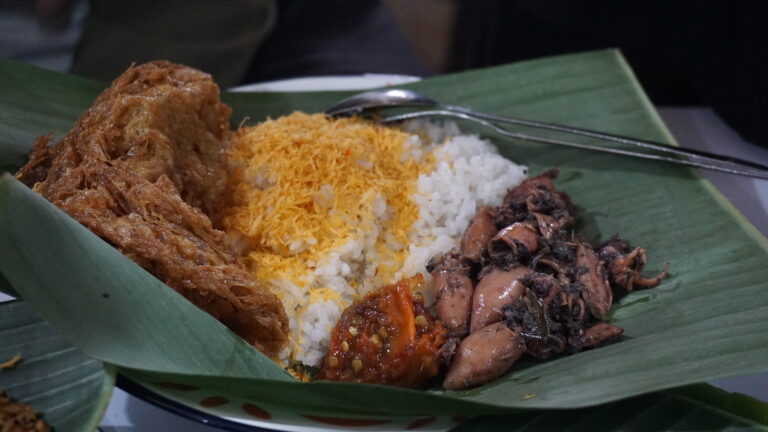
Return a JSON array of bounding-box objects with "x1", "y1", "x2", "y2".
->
[{"x1": 116, "y1": 375, "x2": 274, "y2": 432}]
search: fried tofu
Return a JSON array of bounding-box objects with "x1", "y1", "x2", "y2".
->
[{"x1": 17, "y1": 61, "x2": 289, "y2": 358}]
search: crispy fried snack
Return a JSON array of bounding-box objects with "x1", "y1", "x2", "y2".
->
[
  {"x1": 16, "y1": 61, "x2": 288, "y2": 357},
  {"x1": 0, "y1": 389, "x2": 50, "y2": 432}
]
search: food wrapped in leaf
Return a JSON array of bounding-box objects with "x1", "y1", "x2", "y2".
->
[{"x1": 15, "y1": 61, "x2": 289, "y2": 357}]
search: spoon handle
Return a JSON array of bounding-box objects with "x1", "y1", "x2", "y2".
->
[
  {"x1": 444, "y1": 106, "x2": 768, "y2": 172},
  {"x1": 381, "y1": 110, "x2": 768, "y2": 180}
]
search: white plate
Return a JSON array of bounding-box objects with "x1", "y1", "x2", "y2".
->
[{"x1": 230, "y1": 74, "x2": 421, "y2": 93}]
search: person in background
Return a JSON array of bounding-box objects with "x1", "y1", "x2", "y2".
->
[
  {"x1": 1, "y1": 0, "x2": 429, "y2": 87},
  {"x1": 2, "y1": 0, "x2": 765, "y2": 145},
  {"x1": 44, "y1": 0, "x2": 429, "y2": 88}
]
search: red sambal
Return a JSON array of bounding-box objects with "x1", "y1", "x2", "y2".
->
[{"x1": 318, "y1": 274, "x2": 446, "y2": 388}]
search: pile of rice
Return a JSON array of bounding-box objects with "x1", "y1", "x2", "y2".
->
[{"x1": 223, "y1": 113, "x2": 527, "y2": 366}]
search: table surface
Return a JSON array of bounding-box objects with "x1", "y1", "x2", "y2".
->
[{"x1": 1, "y1": 106, "x2": 766, "y2": 431}]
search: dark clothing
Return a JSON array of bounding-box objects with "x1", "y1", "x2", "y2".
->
[
  {"x1": 71, "y1": 0, "x2": 276, "y2": 87},
  {"x1": 244, "y1": 0, "x2": 431, "y2": 82},
  {"x1": 451, "y1": 1, "x2": 768, "y2": 145},
  {"x1": 70, "y1": 0, "x2": 428, "y2": 89}
]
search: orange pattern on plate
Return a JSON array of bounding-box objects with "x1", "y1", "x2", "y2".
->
[
  {"x1": 242, "y1": 403, "x2": 272, "y2": 420},
  {"x1": 199, "y1": 396, "x2": 229, "y2": 408}
]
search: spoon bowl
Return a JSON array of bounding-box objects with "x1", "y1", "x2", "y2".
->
[{"x1": 325, "y1": 89, "x2": 439, "y2": 116}]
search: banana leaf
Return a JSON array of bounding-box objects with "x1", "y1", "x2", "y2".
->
[
  {"x1": 1, "y1": 50, "x2": 767, "y2": 418},
  {"x1": 0, "y1": 300, "x2": 114, "y2": 431},
  {"x1": 451, "y1": 384, "x2": 768, "y2": 431}
]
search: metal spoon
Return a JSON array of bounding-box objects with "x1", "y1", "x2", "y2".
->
[
  {"x1": 325, "y1": 88, "x2": 439, "y2": 116},
  {"x1": 326, "y1": 89, "x2": 768, "y2": 180}
]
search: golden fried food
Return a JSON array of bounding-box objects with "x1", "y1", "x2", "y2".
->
[
  {"x1": 0, "y1": 389, "x2": 50, "y2": 432},
  {"x1": 16, "y1": 61, "x2": 288, "y2": 357}
]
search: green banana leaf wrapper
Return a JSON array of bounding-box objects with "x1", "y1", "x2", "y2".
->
[{"x1": 0, "y1": 49, "x2": 767, "y2": 419}]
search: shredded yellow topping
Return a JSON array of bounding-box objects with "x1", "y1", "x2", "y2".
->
[{"x1": 223, "y1": 112, "x2": 432, "y2": 292}]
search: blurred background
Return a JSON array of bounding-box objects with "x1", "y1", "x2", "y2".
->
[
  {"x1": 1, "y1": 0, "x2": 765, "y2": 144},
  {"x1": 1, "y1": 1, "x2": 767, "y2": 429}
]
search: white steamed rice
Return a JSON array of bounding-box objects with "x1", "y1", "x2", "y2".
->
[{"x1": 275, "y1": 120, "x2": 527, "y2": 366}]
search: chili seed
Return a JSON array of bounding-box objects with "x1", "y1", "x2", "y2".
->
[
  {"x1": 414, "y1": 315, "x2": 428, "y2": 327},
  {"x1": 326, "y1": 356, "x2": 339, "y2": 368},
  {"x1": 351, "y1": 359, "x2": 363, "y2": 373},
  {"x1": 348, "y1": 326, "x2": 358, "y2": 336},
  {"x1": 341, "y1": 341, "x2": 349, "y2": 352}
]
